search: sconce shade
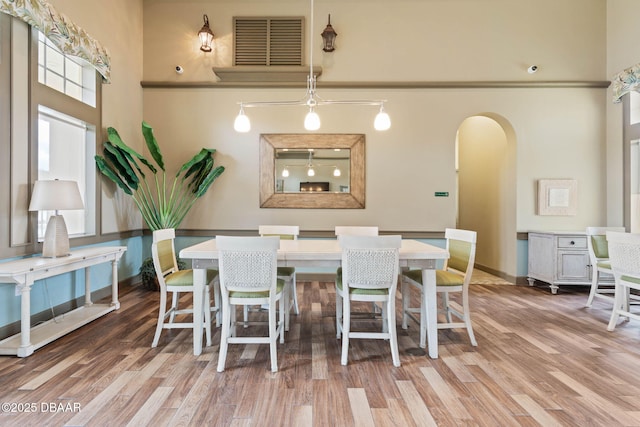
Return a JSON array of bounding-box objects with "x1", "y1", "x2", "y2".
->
[
  {"x1": 198, "y1": 14, "x2": 214, "y2": 52},
  {"x1": 29, "y1": 180, "x2": 84, "y2": 258},
  {"x1": 321, "y1": 14, "x2": 337, "y2": 52}
]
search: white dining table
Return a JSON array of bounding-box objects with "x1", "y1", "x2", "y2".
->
[{"x1": 179, "y1": 238, "x2": 449, "y2": 359}]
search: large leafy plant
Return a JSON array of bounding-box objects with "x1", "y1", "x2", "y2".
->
[{"x1": 95, "y1": 121, "x2": 225, "y2": 230}]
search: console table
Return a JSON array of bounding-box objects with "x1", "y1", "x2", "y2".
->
[{"x1": 0, "y1": 246, "x2": 126, "y2": 357}]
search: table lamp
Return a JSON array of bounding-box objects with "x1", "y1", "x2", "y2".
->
[{"x1": 28, "y1": 179, "x2": 84, "y2": 258}]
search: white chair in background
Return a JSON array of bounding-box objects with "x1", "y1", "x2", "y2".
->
[
  {"x1": 151, "y1": 228, "x2": 220, "y2": 348},
  {"x1": 259, "y1": 225, "x2": 300, "y2": 330},
  {"x1": 336, "y1": 234, "x2": 402, "y2": 366},
  {"x1": 334, "y1": 226, "x2": 379, "y2": 238},
  {"x1": 216, "y1": 235, "x2": 285, "y2": 372},
  {"x1": 402, "y1": 228, "x2": 478, "y2": 348},
  {"x1": 605, "y1": 231, "x2": 640, "y2": 331},
  {"x1": 585, "y1": 226, "x2": 625, "y2": 307}
]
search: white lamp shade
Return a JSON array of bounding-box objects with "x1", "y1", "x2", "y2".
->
[
  {"x1": 304, "y1": 110, "x2": 321, "y2": 131},
  {"x1": 29, "y1": 180, "x2": 84, "y2": 211},
  {"x1": 234, "y1": 111, "x2": 251, "y2": 132},
  {"x1": 374, "y1": 110, "x2": 391, "y2": 131}
]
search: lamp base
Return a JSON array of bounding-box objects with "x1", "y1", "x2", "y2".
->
[{"x1": 42, "y1": 215, "x2": 71, "y2": 258}]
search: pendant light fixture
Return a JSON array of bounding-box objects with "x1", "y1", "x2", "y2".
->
[{"x1": 233, "y1": 0, "x2": 390, "y2": 133}]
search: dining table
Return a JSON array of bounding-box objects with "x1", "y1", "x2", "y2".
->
[{"x1": 179, "y1": 238, "x2": 449, "y2": 359}]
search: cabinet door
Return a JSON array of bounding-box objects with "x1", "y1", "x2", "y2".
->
[{"x1": 556, "y1": 251, "x2": 590, "y2": 282}]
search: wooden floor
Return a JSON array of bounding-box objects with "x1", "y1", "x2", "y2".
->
[{"x1": 1, "y1": 280, "x2": 640, "y2": 426}]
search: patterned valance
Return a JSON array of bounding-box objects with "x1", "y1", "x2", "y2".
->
[
  {"x1": 612, "y1": 62, "x2": 640, "y2": 103},
  {"x1": 0, "y1": 0, "x2": 111, "y2": 82}
]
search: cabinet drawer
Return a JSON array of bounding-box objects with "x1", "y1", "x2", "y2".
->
[{"x1": 557, "y1": 236, "x2": 587, "y2": 249}]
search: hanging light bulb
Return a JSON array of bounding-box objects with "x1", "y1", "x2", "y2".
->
[
  {"x1": 374, "y1": 104, "x2": 391, "y2": 131},
  {"x1": 234, "y1": 106, "x2": 251, "y2": 132},
  {"x1": 282, "y1": 167, "x2": 289, "y2": 177},
  {"x1": 304, "y1": 107, "x2": 321, "y2": 131},
  {"x1": 307, "y1": 166, "x2": 315, "y2": 177},
  {"x1": 333, "y1": 167, "x2": 341, "y2": 177}
]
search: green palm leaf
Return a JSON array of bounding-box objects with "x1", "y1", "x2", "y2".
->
[{"x1": 95, "y1": 122, "x2": 224, "y2": 231}]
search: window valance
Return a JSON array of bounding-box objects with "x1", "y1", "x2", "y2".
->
[
  {"x1": 0, "y1": 0, "x2": 110, "y2": 82},
  {"x1": 612, "y1": 62, "x2": 640, "y2": 103}
]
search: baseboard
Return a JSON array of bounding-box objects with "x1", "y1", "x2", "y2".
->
[{"x1": 474, "y1": 264, "x2": 516, "y2": 284}]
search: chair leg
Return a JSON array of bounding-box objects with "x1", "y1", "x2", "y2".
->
[
  {"x1": 442, "y1": 292, "x2": 452, "y2": 323},
  {"x1": 291, "y1": 272, "x2": 299, "y2": 315},
  {"x1": 169, "y1": 291, "x2": 179, "y2": 323},
  {"x1": 401, "y1": 279, "x2": 409, "y2": 330},
  {"x1": 388, "y1": 297, "x2": 400, "y2": 367},
  {"x1": 283, "y1": 279, "x2": 290, "y2": 333},
  {"x1": 341, "y1": 296, "x2": 351, "y2": 366},
  {"x1": 381, "y1": 302, "x2": 388, "y2": 334},
  {"x1": 279, "y1": 294, "x2": 285, "y2": 344},
  {"x1": 269, "y1": 298, "x2": 279, "y2": 372},
  {"x1": 217, "y1": 298, "x2": 231, "y2": 372},
  {"x1": 213, "y1": 278, "x2": 221, "y2": 327},
  {"x1": 152, "y1": 290, "x2": 168, "y2": 348},
  {"x1": 243, "y1": 305, "x2": 249, "y2": 328},
  {"x1": 462, "y1": 288, "x2": 477, "y2": 346},
  {"x1": 419, "y1": 285, "x2": 427, "y2": 349},
  {"x1": 586, "y1": 270, "x2": 600, "y2": 307},
  {"x1": 204, "y1": 286, "x2": 212, "y2": 347},
  {"x1": 608, "y1": 282, "x2": 623, "y2": 331},
  {"x1": 336, "y1": 290, "x2": 343, "y2": 339},
  {"x1": 231, "y1": 305, "x2": 237, "y2": 337}
]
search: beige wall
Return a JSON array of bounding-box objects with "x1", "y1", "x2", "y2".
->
[
  {"x1": 606, "y1": 0, "x2": 640, "y2": 227},
  {"x1": 48, "y1": 0, "x2": 621, "y2": 278},
  {"x1": 49, "y1": 0, "x2": 145, "y2": 234}
]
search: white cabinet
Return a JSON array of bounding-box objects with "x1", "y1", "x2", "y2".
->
[{"x1": 527, "y1": 231, "x2": 591, "y2": 294}]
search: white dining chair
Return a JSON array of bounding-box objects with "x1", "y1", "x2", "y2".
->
[
  {"x1": 216, "y1": 235, "x2": 285, "y2": 372},
  {"x1": 151, "y1": 228, "x2": 220, "y2": 348},
  {"x1": 336, "y1": 234, "x2": 402, "y2": 366},
  {"x1": 259, "y1": 225, "x2": 300, "y2": 332},
  {"x1": 585, "y1": 226, "x2": 625, "y2": 307},
  {"x1": 402, "y1": 228, "x2": 478, "y2": 348},
  {"x1": 335, "y1": 226, "x2": 380, "y2": 316},
  {"x1": 605, "y1": 231, "x2": 640, "y2": 331}
]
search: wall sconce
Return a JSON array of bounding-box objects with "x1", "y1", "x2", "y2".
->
[
  {"x1": 321, "y1": 14, "x2": 337, "y2": 52},
  {"x1": 198, "y1": 14, "x2": 214, "y2": 52}
]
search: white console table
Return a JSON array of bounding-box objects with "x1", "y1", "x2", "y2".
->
[{"x1": 0, "y1": 246, "x2": 126, "y2": 357}]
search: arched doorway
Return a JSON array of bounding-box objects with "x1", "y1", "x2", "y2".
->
[{"x1": 456, "y1": 114, "x2": 517, "y2": 281}]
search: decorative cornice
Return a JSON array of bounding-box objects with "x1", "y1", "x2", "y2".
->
[
  {"x1": 0, "y1": 0, "x2": 111, "y2": 82},
  {"x1": 141, "y1": 80, "x2": 610, "y2": 90}
]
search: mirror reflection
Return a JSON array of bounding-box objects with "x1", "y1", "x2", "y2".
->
[{"x1": 275, "y1": 148, "x2": 351, "y2": 193}]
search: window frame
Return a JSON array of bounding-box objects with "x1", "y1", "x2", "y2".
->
[{"x1": 30, "y1": 27, "x2": 102, "y2": 248}]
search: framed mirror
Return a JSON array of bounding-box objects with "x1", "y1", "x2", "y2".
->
[{"x1": 260, "y1": 134, "x2": 365, "y2": 208}]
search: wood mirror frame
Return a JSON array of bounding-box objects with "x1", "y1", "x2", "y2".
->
[{"x1": 260, "y1": 133, "x2": 365, "y2": 208}]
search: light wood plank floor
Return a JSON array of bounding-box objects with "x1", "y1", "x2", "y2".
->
[{"x1": 1, "y1": 280, "x2": 640, "y2": 426}]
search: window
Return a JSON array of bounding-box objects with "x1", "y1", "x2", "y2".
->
[
  {"x1": 33, "y1": 29, "x2": 100, "y2": 241},
  {"x1": 36, "y1": 106, "x2": 96, "y2": 240},
  {"x1": 234, "y1": 17, "x2": 304, "y2": 66},
  {"x1": 37, "y1": 31, "x2": 96, "y2": 107}
]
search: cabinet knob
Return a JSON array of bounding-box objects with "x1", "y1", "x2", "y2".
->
[{"x1": 570, "y1": 240, "x2": 575, "y2": 245}]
